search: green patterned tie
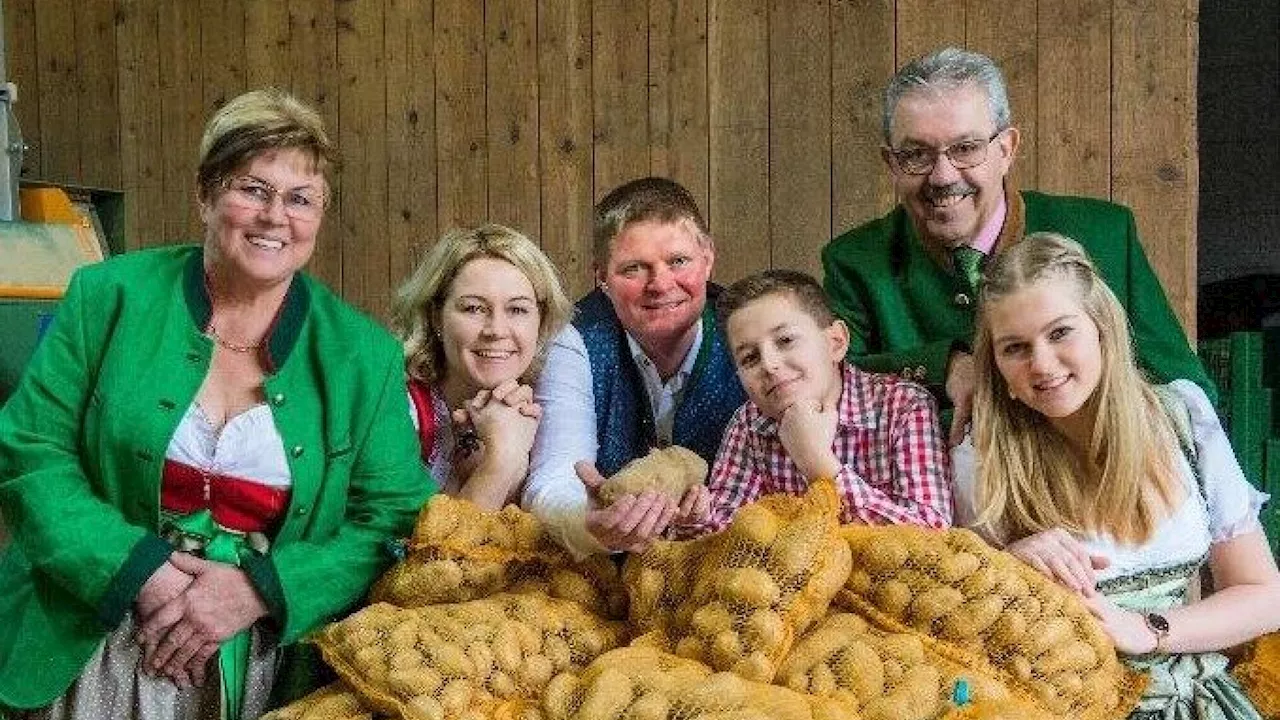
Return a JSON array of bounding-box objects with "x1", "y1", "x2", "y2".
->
[{"x1": 952, "y1": 245, "x2": 986, "y2": 296}]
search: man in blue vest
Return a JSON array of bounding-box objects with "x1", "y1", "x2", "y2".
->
[{"x1": 524, "y1": 177, "x2": 746, "y2": 557}]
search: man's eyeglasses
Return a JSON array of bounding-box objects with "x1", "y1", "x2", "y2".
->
[
  {"x1": 223, "y1": 176, "x2": 327, "y2": 221},
  {"x1": 887, "y1": 129, "x2": 1008, "y2": 175}
]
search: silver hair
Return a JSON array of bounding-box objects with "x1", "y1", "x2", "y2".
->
[{"x1": 882, "y1": 47, "x2": 1012, "y2": 143}]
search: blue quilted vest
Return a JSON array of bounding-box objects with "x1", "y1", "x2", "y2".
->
[{"x1": 573, "y1": 286, "x2": 747, "y2": 477}]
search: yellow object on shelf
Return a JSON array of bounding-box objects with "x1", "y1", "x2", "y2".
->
[
  {"x1": 19, "y1": 186, "x2": 82, "y2": 225},
  {"x1": 0, "y1": 284, "x2": 63, "y2": 300},
  {"x1": 0, "y1": 219, "x2": 103, "y2": 299}
]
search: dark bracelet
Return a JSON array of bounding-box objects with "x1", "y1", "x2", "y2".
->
[{"x1": 455, "y1": 426, "x2": 481, "y2": 457}]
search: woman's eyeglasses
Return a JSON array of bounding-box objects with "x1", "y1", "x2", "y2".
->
[{"x1": 223, "y1": 176, "x2": 326, "y2": 221}]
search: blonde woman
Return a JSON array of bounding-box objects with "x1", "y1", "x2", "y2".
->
[
  {"x1": 392, "y1": 225, "x2": 572, "y2": 509},
  {"x1": 970, "y1": 232, "x2": 1280, "y2": 718}
]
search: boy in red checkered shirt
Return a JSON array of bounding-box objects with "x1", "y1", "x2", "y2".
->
[{"x1": 674, "y1": 269, "x2": 953, "y2": 536}]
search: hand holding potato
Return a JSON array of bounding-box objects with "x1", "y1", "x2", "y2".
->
[{"x1": 580, "y1": 461, "x2": 678, "y2": 552}]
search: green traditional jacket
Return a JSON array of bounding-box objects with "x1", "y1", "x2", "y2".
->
[
  {"x1": 821, "y1": 189, "x2": 1216, "y2": 404},
  {"x1": 0, "y1": 245, "x2": 432, "y2": 708}
]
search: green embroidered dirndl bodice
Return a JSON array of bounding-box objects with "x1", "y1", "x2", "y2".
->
[{"x1": 1100, "y1": 559, "x2": 1261, "y2": 719}]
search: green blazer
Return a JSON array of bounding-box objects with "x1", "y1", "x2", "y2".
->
[
  {"x1": 0, "y1": 246, "x2": 433, "y2": 708},
  {"x1": 821, "y1": 189, "x2": 1215, "y2": 403}
]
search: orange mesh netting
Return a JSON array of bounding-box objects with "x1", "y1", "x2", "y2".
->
[
  {"x1": 1231, "y1": 631, "x2": 1280, "y2": 717},
  {"x1": 312, "y1": 594, "x2": 625, "y2": 720},
  {"x1": 837, "y1": 524, "x2": 1146, "y2": 719},
  {"x1": 623, "y1": 480, "x2": 851, "y2": 682},
  {"x1": 261, "y1": 681, "x2": 373, "y2": 720},
  {"x1": 371, "y1": 495, "x2": 627, "y2": 620}
]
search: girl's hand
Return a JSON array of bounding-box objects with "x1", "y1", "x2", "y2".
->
[
  {"x1": 1080, "y1": 590, "x2": 1159, "y2": 655},
  {"x1": 1007, "y1": 528, "x2": 1110, "y2": 593}
]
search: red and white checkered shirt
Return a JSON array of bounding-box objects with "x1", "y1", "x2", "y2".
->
[{"x1": 680, "y1": 363, "x2": 953, "y2": 536}]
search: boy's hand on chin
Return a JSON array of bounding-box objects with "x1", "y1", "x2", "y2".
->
[{"x1": 777, "y1": 399, "x2": 840, "y2": 480}]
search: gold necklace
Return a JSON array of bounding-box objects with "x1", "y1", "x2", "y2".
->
[{"x1": 206, "y1": 324, "x2": 263, "y2": 354}]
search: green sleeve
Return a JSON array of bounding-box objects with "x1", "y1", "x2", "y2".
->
[
  {"x1": 822, "y1": 240, "x2": 873, "y2": 355},
  {"x1": 1121, "y1": 212, "x2": 1218, "y2": 404},
  {"x1": 822, "y1": 242, "x2": 957, "y2": 395},
  {"x1": 96, "y1": 535, "x2": 173, "y2": 628},
  {"x1": 846, "y1": 341, "x2": 957, "y2": 391},
  {"x1": 240, "y1": 553, "x2": 287, "y2": 623},
  {"x1": 0, "y1": 270, "x2": 166, "y2": 617},
  {"x1": 266, "y1": 346, "x2": 433, "y2": 643}
]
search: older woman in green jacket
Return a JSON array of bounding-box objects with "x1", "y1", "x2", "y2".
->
[{"x1": 0, "y1": 89, "x2": 431, "y2": 718}]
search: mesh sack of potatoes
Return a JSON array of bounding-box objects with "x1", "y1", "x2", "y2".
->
[
  {"x1": 624, "y1": 480, "x2": 852, "y2": 683},
  {"x1": 622, "y1": 533, "x2": 713, "y2": 639},
  {"x1": 487, "y1": 703, "x2": 546, "y2": 720},
  {"x1": 261, "y1": 681, "x2": 375, "y2": 720},
  {"x1": 370, "y1": 495, "x2": 627, "y2": 619},
  {"x1": 523, "y1": 646, "x2": 856, "y2": 720},
  {"x1": 836, "y1": 525, "x2": 1146, "y2": 719},
  {"x1": 597, "y1": 445, "x2": 716, "y2": 635},
  {"x1": 775, "y1": 612, "x2": 1056, "y2": 720},
  {"x1": 522, "y1": 555, "x2": 629, "y2": 621},
  {"x1": 1231, "y1": 631, "x2": 1280, "y2": 717},
  {"x1": 313, "y1": 593, "x2": 627, "y2": 720},
  {"x1": 940, "y1": 699, "x2": 1061, "y2": 720}
]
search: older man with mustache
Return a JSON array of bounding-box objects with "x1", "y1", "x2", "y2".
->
[{"x1": 821, "y1": 47, "x2": 1214, "y2": 450}]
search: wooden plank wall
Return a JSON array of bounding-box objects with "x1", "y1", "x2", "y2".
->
[{"x1": 3, "y1": 0, "x2": 1199, "y2": 334}]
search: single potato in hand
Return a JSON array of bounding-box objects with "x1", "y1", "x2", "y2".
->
[{"x1": 597, "y1": 446, "x2": 708, "y2": 505}]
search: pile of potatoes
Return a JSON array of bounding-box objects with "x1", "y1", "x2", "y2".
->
[
  {"x1": 1231, "y1": 631, "x2": 1280, "y2": 718},
  {"x1": 623, "y1": 534, "x2": 707, "y2": 638},
  {"x1": 262, "y1": 682, "x2": 372, "y2": 720},
  {"x1": 774, "y1": 612, "x2": 1058, "y2": 720},
  {"x1": 269, "y1": 473, "x2": 1153, "y2": 720},
  {"x1": 371, "y1": 496, "x2": 627, "y2": 620},
  {"x1": 778, "y1": 613, "x2": 938, "y2": 717},
  {"x1": 838, "y1": 526, "x2": 1143, "y2": 719},
  {"x1": 530, "y1": 647, "x2": 854, "y2": 720},
  {"x1": 624, "y1": 482, "x2": 851, "y2": 682},
  {"x1": 312, "y1": 594, "x2": 626, "y2": 720},
  {"x1": 406, "y1": 495, "x2": 551, "y2": 557}
]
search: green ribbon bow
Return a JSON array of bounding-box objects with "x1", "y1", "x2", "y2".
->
[{"x1": 167, "y1": 509, "x2": 253, "y2": 720}]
